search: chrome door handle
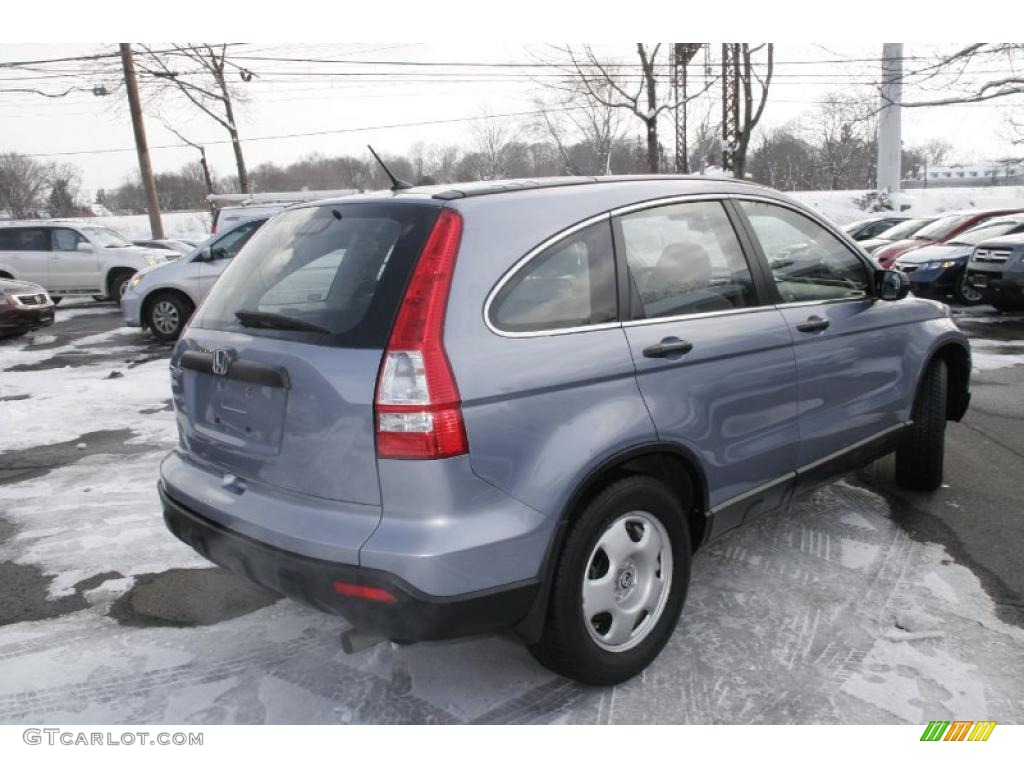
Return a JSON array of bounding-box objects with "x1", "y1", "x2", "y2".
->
[
  {"x1": 642, "y1": 337, "x2": 694, "y2": 358},
  {"x1": 796, "y1": 315, "x2": 830, "y2": 333}
]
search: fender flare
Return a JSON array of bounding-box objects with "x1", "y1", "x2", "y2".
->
[{"x1": 514, "y1": 440, "x2": 710, "y2": 644}]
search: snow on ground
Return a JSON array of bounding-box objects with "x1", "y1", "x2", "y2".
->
[{"x1": 0, "y1": 305, "x2": 1023, "y2": 724}]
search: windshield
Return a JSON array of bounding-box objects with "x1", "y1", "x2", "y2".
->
[
  {"x1": 912, "y1": 214, "x2": 978, "y2": 241},
  {"x1": 82, "y1": 227, "x2": 133, "y2": 248},
  {"x1": 878, "y1": 218, "x2": 931, "y2": 241},
  {"x1": 949, "y1": 220, "x2": 1024, "y2": 246},
  {"x1": 191, "y1": 202, "x2": 440, "y2": 348}
]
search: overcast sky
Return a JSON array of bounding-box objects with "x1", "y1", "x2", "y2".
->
[{"x1": 1, "y1": 42, "x2": 1019, "y2": 196}]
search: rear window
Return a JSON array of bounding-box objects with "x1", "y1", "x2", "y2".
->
[{"x1": 191, "y1": 202, "x2": 440, "y2": 348}]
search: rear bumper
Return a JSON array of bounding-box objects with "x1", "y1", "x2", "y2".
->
[{"x1": 160, "y1": 484, "x2": 539, "y2": 642}]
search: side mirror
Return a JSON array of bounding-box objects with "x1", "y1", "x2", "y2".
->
[
  {"x1": 76, "y1": 241, "x2": 94, "y2": 253},
  {"x1": 195, "y1": 247, "x2": 211, "y2": 262},
  {"x1": 211, "y1": 246, "x2": 227, "y2": 260},
  {"x1": 877, "y1": 269, "x2": 910, "y2": 301}
]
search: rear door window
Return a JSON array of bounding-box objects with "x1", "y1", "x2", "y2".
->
[
  {"x1": 0, "y1": 228, "x2": 50, "y2": 251},
  {"x1": 191, "y1": 202, "x2": 440, "y2": 348},
  {"x1": 489, "y1": 219, "x2": 617, "y2": 333}
]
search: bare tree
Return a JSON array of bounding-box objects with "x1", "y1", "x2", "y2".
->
[
  {"x1": 545, "y1": 44, "x2": 717, "y2": 173},
  {"x1": 730, "y1": 44, "x2": 775, "y2": 179},
  {"x1": 136, "y1": 44, "x2": 251, "y2": 192},
  {"x1": 893, "y1": 44, "x2": 1024, "y2": 107},
  {"x1": 45, "y1": 162, "x2": 83, "y2": 217},
  {"x1": 0, "y1": 153, "x2": 48, "y2": 218},
  {"x1": 533, "y1": 79, "x2": 626, "y2": 175},
  {"x1": 804, "y1": 92, "x2": 877, "y2": 190},
  {"x1": 469, "y1": 111, "x2": 515, "y2": 180}
]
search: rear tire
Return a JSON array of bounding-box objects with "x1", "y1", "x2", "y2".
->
[
  {"x1": 146, "y1": 293, "x2": 193, "y2": 342},
  {"x1": 528, "y1": 476, "x2": 691, "y2": 686},
  {"x1": 895, "y1": 359, "x2": 948, "y2": 491}
]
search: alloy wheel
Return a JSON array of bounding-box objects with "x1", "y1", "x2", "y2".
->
[{"x1": 151, "y1": 301, "x2": 180, "y2": 336}]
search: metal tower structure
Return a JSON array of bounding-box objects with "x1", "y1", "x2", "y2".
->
[
  {"x1": 672, "y1": 43, "x2": 705, "y2": 173},
  {"x1": 721, "y1": 43, "x2": 741, "y2": 173}
]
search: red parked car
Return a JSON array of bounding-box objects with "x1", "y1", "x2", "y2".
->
[{"x1": 875, "y1": 208, "x2": 1024, "y2": 269}]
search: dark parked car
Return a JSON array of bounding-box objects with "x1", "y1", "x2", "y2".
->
[
  {"x1": 965, "y1": 232, "x2": 1024, "y2": 312},
  {"x1": 0, "y1": 277, "x2": 54, "y2": 338},
  {"x1": 894, "y1": 216, "x2": 1024, "y2": 305},
  {"x1": 875, "y1": 209, "x2": 1024, "y2": 268},
  {"x1": 161, "y1": 176, "x2": 971, "y2": 685},
  {"x1": 842, "y1": 216, "x2": 910, "y2": 242},
  {"x1": 857, "y1": 217, "x2": 938, "y2": 255}
]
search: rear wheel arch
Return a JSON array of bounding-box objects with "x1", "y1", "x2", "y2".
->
[{"x1": 514, "y1": 442, "x2": 709, "y2": 644}]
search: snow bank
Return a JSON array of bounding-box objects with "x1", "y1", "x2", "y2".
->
[
  {"x1": 88, "y1": 211, "x2": 213, "y2": 240},
  {"x1": 791, "y1": 186, "x2": 1024, "y2": 226}
]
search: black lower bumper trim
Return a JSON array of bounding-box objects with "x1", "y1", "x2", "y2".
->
[{"x1": 159, "y1": 484, "x2": 539, "y2": 642}]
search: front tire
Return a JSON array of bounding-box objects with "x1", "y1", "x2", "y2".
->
[
  {"x1": 954, "y1": 274, "x2": 984, "y2": 305},
  {"x1": 895, "y1": 359, "x2": 948, "y2": 491},
  {"x1": 146, "y1": 293, "x2": 193, "y2": 342},
  {"x1": 107, "y1": 271, "x2": 134, "y2": 306},
  {"x1": 528, "y1": 476, "x2": 691, "y2": 686}
]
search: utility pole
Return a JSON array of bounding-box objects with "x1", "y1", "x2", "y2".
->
[
  {"x1": 721, "y1": 44, "x2": 740, "y2": 174},
  {"x1": 119, "y1": 43, "x2": 164, "y2": 239},
  {"x1": 876, "y1": 43, "x2": 903, "y2": 195},
  {"x1": 672, "y1": 43, "x2": 704, "y2": 173}
]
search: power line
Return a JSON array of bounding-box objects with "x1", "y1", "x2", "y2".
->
[{"x1": 17, "y1": 105, "x2": 588, "y2": 158}]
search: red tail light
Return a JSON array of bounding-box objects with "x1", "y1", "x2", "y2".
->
[{"x1": 374, "y1": 208, "x2": 468, "y2": 460}]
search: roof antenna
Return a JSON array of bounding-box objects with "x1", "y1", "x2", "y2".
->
[{"x1": 367, "y1": 144, "x2": 412, "y2": 191}]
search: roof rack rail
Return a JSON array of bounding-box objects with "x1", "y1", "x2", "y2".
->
[{"x1": 428, "y1": 174, "x2": 754, "y2": 201}]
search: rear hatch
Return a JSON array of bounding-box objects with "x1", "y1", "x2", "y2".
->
[{"x1": 170, "y1": 200, "x2": 441, "y2": 506}]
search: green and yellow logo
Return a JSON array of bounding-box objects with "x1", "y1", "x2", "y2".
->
[{"x1": 920, "y1": 721, "x2": 997, "y2": 742}]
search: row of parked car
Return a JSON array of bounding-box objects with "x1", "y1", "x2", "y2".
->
[{"x1": 843, "y1": 207, "x2": 1024, "y2": 311}]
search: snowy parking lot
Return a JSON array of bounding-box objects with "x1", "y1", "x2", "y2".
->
[{"x1": 1, "y1": 299, "x2": 1022, "y2": 724}]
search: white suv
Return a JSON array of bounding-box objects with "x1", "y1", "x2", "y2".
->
[{"x1": 0, "y1": 222, "x2": 177, "y2": 303}]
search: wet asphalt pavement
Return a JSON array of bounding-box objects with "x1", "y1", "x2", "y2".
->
[{"x1": 0, "y1": 298, "x2": 1021, "y2": 724}]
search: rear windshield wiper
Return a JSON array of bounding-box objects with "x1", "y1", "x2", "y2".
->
[{"x1": 235, "y1": 310, "x2": 330, "y2": 335}]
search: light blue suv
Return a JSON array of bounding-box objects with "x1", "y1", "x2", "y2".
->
[{"x1": 160, "y1": 177, "x2": 971, "y2": 685}]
